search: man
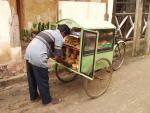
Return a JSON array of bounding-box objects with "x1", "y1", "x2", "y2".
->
[{"x1": 25, "y1": 24, "x2": 70, "y2": 105}]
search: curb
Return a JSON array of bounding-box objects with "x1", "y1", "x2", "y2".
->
[
  {"x1": 0, "y1": 55, "x2": 149, "y2": 87},
  {"x1": 0, "y1": 73, "x2": 27, "y2": 87},
  {"x1": 0, "y1": 72, "x2": 58, "y2": 87}
]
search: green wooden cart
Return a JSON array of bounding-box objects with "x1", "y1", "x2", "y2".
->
[{"x1": 52, "y1": 19, "x2": 122, "y2": 98}]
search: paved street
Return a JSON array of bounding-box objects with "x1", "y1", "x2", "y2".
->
[{"x1": 1, "y1": 56, "x2": 150, "y2": 113}]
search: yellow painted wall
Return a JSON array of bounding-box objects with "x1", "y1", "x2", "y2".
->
[{"x1": 24, "y1": 0, "x2": 58, "y2": 29}]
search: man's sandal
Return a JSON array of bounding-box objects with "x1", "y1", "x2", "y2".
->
[{"x1": 50, "y1": 98, "x2": 62, "y2": 104}]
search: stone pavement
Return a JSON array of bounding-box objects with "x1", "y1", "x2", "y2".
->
[
  {"x1": 58, "y1": 56, "x2": 150, "y2": 113},
  {"x1": 1, "y1": 56, "x2": 150, "y2": 113}
]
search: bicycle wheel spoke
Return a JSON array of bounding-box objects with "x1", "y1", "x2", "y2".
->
[
  {"x1": 112, "y1": 42, "x2": 125, "y2": 70},
  {"x1": 83, "y1": 58, "x2": 112, "y2": 98},
  {"x1": 55, "y1": 64, "x2": 77, "y2": 83}
]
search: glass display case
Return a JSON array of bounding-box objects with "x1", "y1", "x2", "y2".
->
[
  {"x1": 82, "y1": 31, "x2": 97, "y2": 56},
  {"x1": 54, "y1": 16, "x2": 118, "y2": 98},
  {"x1": 97, "y1": 29, "x2": 115, "y2": 52}
]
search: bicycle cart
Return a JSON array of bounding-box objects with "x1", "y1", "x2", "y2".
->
[{"x1": 52, "y1": 19, "x2": 117, "y2": 98}]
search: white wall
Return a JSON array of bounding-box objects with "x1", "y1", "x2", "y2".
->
[
  {"x1": 59, "y1": 1, "x2": 106, "y2": 28},
  {"x1": 108, "y1": 0, "x2": 114, "y2": 22},
  {"x1": 0, "y1": 0, "x2": 11, "y2": 64},
  {"x1": 58, "y1": 1, "x2": 114, "y2": 27},
  {"x1": 0, "y1": 1, "x2": 22, "y2": 64}
]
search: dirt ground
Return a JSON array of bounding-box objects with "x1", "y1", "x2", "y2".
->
[{"x1": 1, "y1": 56, "x2": 150, "y2": 113}]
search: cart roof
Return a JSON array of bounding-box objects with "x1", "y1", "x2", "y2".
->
[
  {"x1": 57, "y1": 19, "x2": 116, "y2": 30},
  {"x1": 80, "y1": 21, "x2": 116, "y2": 29}
]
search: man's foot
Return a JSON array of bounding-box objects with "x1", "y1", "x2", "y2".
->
[
  {"x1": 50, "y1": 98, "x2": 62, "y2": 104},
  {"x1": 31, "y1": 96, "x2": 41, "y2": 102}
]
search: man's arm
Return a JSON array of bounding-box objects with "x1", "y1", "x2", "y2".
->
[
  {"x1": 53, "y1": 48, "x2": 63, "y2": 62},
  {"x1": 53, "y1": 30, "x2": 64, "y2": 61}
]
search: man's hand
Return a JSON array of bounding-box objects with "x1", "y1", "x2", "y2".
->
[{"x1": 54, "y1": 56, "x2": 63, "y2": 62}]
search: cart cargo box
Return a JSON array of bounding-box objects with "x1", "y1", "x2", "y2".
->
[{"x1": 56, "y1": 19, "x2": 115, "y2": 78}]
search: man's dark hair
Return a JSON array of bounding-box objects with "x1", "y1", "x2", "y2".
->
[{"x1": 57, "y1": 24, "x2": 70, "y2": 36}]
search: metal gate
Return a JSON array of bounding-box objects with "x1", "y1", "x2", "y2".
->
[{"x1": 112, "y1": 0, "x2": 149, "y2": 41}]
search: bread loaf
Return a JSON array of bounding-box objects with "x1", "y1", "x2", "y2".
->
[{"x1": 72, "y1": 64, "x2": 77, "y2": 70}]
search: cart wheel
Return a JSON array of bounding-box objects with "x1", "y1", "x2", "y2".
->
[
  {"x1": 55, "y1": 64, "x2": 77, "y2": 83},
  {"x1": 83, "y1": 58, "x2": 112, "y2": 99},
  {"x1": 112, "y1": 41, "x2": 126, "y2": 71}
]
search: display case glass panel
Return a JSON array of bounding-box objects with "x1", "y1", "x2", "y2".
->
[
  {"x1": 82, "y1": 31, "x2": 97, "y2": 55},
  {"x1": 97, "y1": 29, "x2": 115, "y2": 52},
  {"x1": 80, "y1": 30, "x2": 98, "y2": 78}
]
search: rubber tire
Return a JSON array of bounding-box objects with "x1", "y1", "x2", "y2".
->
[
  {"x1": 83, "y1": 58, "x2": 112, "y2": 99},
  {"x1": 112, "y1": 41, "x2": 126, "y2": 71},
  {"x1": 55, "y1": 64, "x2": 77, "y2": 83}
]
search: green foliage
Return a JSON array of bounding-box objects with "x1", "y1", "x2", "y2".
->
[
  {"x1": 46, "y1": 22, "x2": 51, "y2": 29},
  {"x1": 33, "y1": 23, "x2": 37, "y2": 29},
  {"x1": 20, "y1": 21, "x2": 52, "y2": 42},
  {"x1": 20, "y1": 29, "x2": 30, "y2": 41},
  {"x1": 31, "y1": 23, "x2": 38, "y2": 32},
  {"x1": 38, "y1": 22, "x2": 42, "y2": 31},
  {"x1": 21, "y1": 29, "x2": 29, "y2": 37},
  {"x1": 41, "y1": 23, "x2": 45, "y2": 31},
  {"x1": 37, "y1": 21, "x2": 51, "y2": 31}
]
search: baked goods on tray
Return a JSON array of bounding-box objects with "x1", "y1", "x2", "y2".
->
[{"x1": 64, "y1": 36, "x2": 80, "y2": 49}]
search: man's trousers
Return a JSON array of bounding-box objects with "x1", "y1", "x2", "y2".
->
[{"x1": 26, "y1": 60, "x2": 51, "y2": 104}]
